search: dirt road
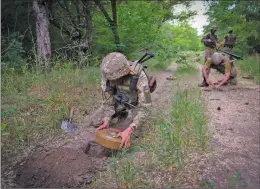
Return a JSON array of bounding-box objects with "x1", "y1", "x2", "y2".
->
[{"x1": 197, "y1": 70, "x2": 260, "y2": 188}]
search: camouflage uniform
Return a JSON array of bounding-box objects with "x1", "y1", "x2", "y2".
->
[
  {"x1": 205, "y1": 52, "x2": 237, "y2": 85},
  {"x1": 201, "y1": 25, "x2": 219, "y2": 64},
  {"x1": 199, "y1": 25, "x2": 219, "y2": 87},
  {"x1": 89, "y1": 52, "x2": 152, "y2": 132},
  {"x1": 222, "y1": 27, "x2": 236, "y2": 54}
]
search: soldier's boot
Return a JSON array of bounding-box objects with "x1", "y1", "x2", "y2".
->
[
  {"x1": 228, "y1": 77, "x2": 238, "y2": 85},
  {"x1": 198, "y1": 79, "x2": 209, "y2": 87}
]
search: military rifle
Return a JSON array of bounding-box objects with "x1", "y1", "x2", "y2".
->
[
  {"x1": 217, "y1": 48, "x2": 243, "y2": 60},
  {"x1": 137, "y1": 52, "x2": 155, "y2": 64},
  {"x1": 114, "y1": 94, "x2": 136, "y2": 108}
]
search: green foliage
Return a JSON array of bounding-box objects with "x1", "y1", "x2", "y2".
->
[
  {"x1": 152, "y1": 23, "x2": 203, "y2": 62},
  {"x1": 1, "y1": 32, "x2": 26, "y2": 69},
  {"x1": 1, "y1": 0, "x2": 202, "y2": 70},
  {"x1": 237, "y1": 56, "x2": 260, "y2": 83},
  {"x1": 93, "y1": 1, "x2": 201, "y2": 59}
]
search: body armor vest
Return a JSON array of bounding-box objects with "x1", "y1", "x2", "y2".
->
[
  {"x1": 204, "y1": 33, "x2": 218, "y2": 48},
  {"x1": 110, "y1": 76, "x2": 138, "y2": 115},
  {"x1": 224, "y1": 34, "x2": 236, "y2": 47}
]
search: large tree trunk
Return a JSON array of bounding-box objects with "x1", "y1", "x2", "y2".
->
[
  {"x1": 94, "y1": 0, "x2": 120, "y2": 46},
  {"x1": 83, "y1": 0, "x2": 93, "y2": 55},
  {"x1": 32, "y1": 0, "x2": 51, "y2": 71}
]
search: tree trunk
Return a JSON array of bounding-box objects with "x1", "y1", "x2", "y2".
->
[
  {"x1": 111, "y1": 0, "x2": 120, "y2": 45},
  {"x1": 32, "y1": 0, "x2": 51, "y2": 71},
  {"x1": 83, "y1": 0, "x2": 93, "y2": 55},
  {"x1": 94, "y1": 0, "x2": 120, "y2": 46}
]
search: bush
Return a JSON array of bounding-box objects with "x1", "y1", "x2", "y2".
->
[{"x1": 1, "y1": 32, "x2": 25, "y2": 70}]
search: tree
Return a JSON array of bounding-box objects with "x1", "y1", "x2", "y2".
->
[
  {"x1": 32, "y1": 0, "x2": 51, "y2": 70},
  {"x1": 82, "y1": 0, "x2": 94, "y2": 55},
  {"x1": 93, "y1": 0, "x2": 120, "y2": 46}
]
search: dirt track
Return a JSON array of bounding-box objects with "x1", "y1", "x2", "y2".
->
[{"x1": 198, "y1": 70, "x2": 260, "y2": 188}]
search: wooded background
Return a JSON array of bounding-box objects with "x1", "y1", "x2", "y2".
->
[
  {"x1": 1, "y1": 0, "x2": 259, "y2": 71},
  {"x1": 1, "y1": 0, "x2": 201, "y2": 71}
]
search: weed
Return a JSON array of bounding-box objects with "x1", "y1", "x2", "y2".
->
[
  {"x1": 153, "y1": 88, "x2": 208, "y2": 167},
  {"x1": 199, "y1": 179, "x2": 216, "y2": 189},
  {"x1": 237, "y1": 55, "x2": 260, "y2": 83},
  {"x1": 227, "y1": 171, "x2": 248, "y2": 188}
]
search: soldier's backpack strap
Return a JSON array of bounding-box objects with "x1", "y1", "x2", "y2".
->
[{"x1": 129, "y1": 61, "x2": 157, "y2": 93}]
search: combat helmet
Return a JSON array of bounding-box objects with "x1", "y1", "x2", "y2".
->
[
  {"x1": 101, "y1": 52, "x2": 130, "y2": 80},
  {"x1": 228, "y1": 27, "x2": 233, "y2": 33},
  {"x1": 211, "y1": 25, "x2": 217, "y2": 31}
]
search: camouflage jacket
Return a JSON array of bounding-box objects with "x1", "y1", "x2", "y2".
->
[
  {"x1": 100, "y1": 70, "x2": 151, "y2": 129},
  {"x1": 202, "y1": 33, "x2": 219, "y2": 48}
]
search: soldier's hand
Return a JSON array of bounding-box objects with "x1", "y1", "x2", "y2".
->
[
  {"x1": 115, "y1": 127, "x2": 134, "y2": 149},
  {"x1": 206, "y1": 80, "x2": 213, "y2": 86},
  {"x1": 213, "y1": 84, "x2": 220, "y2": 89},
  {"x1": 97, "y1": 120, "x2": 109, "y2": 130}
]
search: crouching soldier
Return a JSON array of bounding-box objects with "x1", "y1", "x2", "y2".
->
[
  {"x1": 199, "y1": 52, "x2": 238, "y2": 88},
  {"x1": 88, "y1": 52, "x2": 156, "y2": 148}
]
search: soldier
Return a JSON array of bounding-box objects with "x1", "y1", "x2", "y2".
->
[
  {"x1": 88, "y1": 52, "x2": 156, "y2": 148},
  {"x1": 201, "y1": 25, "x2": 219, "y2": 64},
  {"x1": 199, "y1": 25, "x2": 219, "y2": 87},
  {"x1": 200, "y1": 52, "x2": 237, "y2": 88},
  {"x1": 218, "y1": 27, "x2": 236, "y2": 54}
]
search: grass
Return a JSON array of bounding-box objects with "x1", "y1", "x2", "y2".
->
[
  {"x1": 151, "y1": 88, "x2": 208, "y2": 167},
  {"x1": 1, "y1": 64, "x2": 101, "y2": 157},
  {"x1": 237, "y1": 55, "x2": 260, "y2": 83}
]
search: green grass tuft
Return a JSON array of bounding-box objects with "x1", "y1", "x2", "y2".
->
[
  {"x1": 237, "y1": 55, "x2": 260, "y2": 83},
  {"x1": 154, "y1": 88, "x2": 208, "y2": 167}
]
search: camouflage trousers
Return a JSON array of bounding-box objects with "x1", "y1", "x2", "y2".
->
[
  {"x1": 214, "y1": 65, "x2": 238, "y2": 85},
  {"x1": 88, "y1": 105, "x2": 137, "y2": 131},
  {"x1": 204, "y1": 47, "x2": 215, "y2": 64}
]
